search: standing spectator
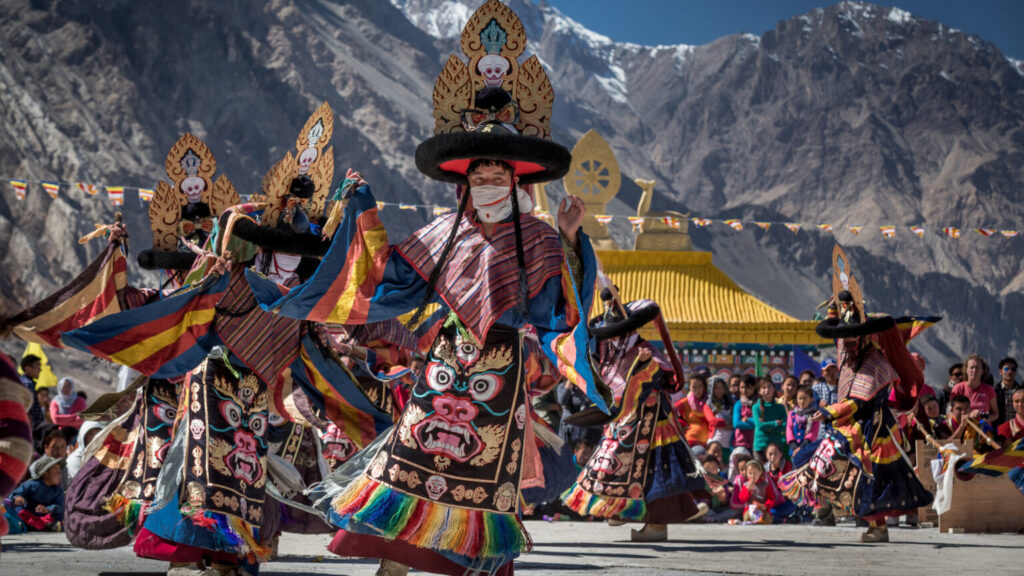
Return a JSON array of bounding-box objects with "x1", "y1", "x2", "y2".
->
[
  {"x1": 951, "y1": 354, "x2": 999, "y2": 425},
  {"x1": 728, "y1": 375, "x2": 741, "y2": 402},
  {"x1": 675, "y1": 374, "x2": 716, "y2": 447},
  {"x1": 996, "y1": 389, "x2": 1024, "y2": 444},
  {"x1": 779, "y1": 375, "x2": 799, "y2": 412},
  {"x1": 752, "y1": 378, "x2": 787, "y2": 460},
  {"x1": 813, "y1": 358, "x2": 839, "y2": 408},
  {"x1": 49, "y1": 378, "x2": 86, "y2": 429},
  {"x1": 936, "y1": 363, "x2": 963, "y2": 413},
  {"x1": 732, "y1": 375, "x2": 757, "y2": 452},
  {"x1": 19, "y1": 355, "x2": 41, "y2": 391},
  {"x1": 995, "y1": 357, "x2": 1021, "y2": 425},
  {"x1": 798, "y1": 370, "x2": 816, "y2": 388},
  {"x1": 708, "y1": 378, "x2": 734, "y2": 453},
  {"x1": 27, "y1": 387, "x2": 50, "y2": 429},
  {"x1": 786, "y1": 386, "x2": 821, "y2": 460},
  {"x1": 9, "y1": 456, "x2": 64, "y2": 532}
]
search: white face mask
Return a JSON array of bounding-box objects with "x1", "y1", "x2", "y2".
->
[
  {"x1": 469, "y1": 185, "x2": 533, "y2": 223},
  {"x1": 258, "y1": 252, "x2": 302, "y2": 284}
]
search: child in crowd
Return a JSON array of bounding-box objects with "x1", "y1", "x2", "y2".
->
[
  {"x1": 764, "y1": 443, "x2": 797, "y2": 522},
  {"x1": 9, "y1": 456, "x2": 64, "y2": 532},
  {"x1": 922, "y1": 395, "x2": 953, "y2": 439},
  {"x1": 572, "y1": 440, "x2": 593, "y2": 473},
  {"x1": 786, "y1": 386, "x2": 821, "y2": 460},
  {"x1": 753, "y1": 378, "x2": 787, "y2": 460},
  {"x1": 730, "y1": 460, "x2": 779, "y2": 525},
  {"x1": 675, "y1": 374, "x2": 716, "y2": 446},
  {"x1": 708, "y1": 378, "x2": 734, "y2": 453},
  {"x1": 701, "y1": 455, "x2": 740, "y2": 523},
  {"x1": 732, "y1": 375, "x2": 757, "y2": 453},
  {"x1": 727, "y1": 447, "x2": 752, "y2": 482},
  {"x1": 779, "y1": 376, "x2": 799, "y2": 412}
]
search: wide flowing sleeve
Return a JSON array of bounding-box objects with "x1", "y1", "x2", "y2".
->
[
  {"x1": 531, "y1": 231, "x2": 609, "y2": 414},
  {"x1": 250, "y1": 185, "x2": 430, "y2": 325}
]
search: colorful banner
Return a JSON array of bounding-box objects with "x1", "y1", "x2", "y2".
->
[
  {"x1": 41, "y1": 181, "x2": 60, "y2": 199},
  {"x1": 3, "y1": 176, "x2": 1023, "y2": 242},
  {"x1": 106, "y1": 185, "x2": 124, "y2": 206},
  {"x1": 9, "y1": 179, "x2": 26, "y2": 200}
]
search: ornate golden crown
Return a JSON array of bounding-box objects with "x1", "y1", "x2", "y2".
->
[
  {"x1": 431, "y1": 0, "x2": 553, "y2": 138},
  {"x1": 253, "y1": 102, "x2": 336, "y2": 227},
  {"x1": 149, "y1": 134, "x2": 239, "y2": 251}
]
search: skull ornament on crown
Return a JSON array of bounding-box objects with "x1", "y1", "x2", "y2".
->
[
  {"x1": 297, "y1": 119, "x2": 325, "y2": 175},
  {"x1": 477, "y1": 54, "x2": 509, "y2": 88},
  {"x1": 179, "y1": 149, "x2": 206, "y2": 205}
]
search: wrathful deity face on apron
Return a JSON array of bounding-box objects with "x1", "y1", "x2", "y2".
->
[
  {"x1": 373, "y1": 325, "x2": 527, "y2": 513},
  {"x1": 181, "y1": 359, "x2": 269, "y2": 526},
  {"x1": 577, "y1": 390, "x2": 659, "y2": 501},
  {"x1": 117, "y1": 380, "x2": 181, "y2": 501}
]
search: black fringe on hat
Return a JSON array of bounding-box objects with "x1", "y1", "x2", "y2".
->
[
  {"x1": 137, "y1": 250, "x2": 198, "y2": 271},
  {"x1": 815, "y1": 315, "x2": 896, "y2": 339},
  {"x1": 229, "y1": 217, "x2": 331, "y2": 257},
  {"x1": 415, "y1": 129, "x2": 571, "y2": 186},
  {"x1": 589, "y1": 300, "x2": 661, "y2": 341}
]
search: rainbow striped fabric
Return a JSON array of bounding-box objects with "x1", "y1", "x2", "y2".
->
[
  {"x1": 7, "y1": 243, "x2": 128, "y2": 347},
  {"x1": 61, "y1": 273, "x2": 231, "y2": 378},
  {"x1": 957, "y1": 436, "x2": 1024, "y2": 477},
  {"x1": 291, "y1": 335, "x2": 391, "y2": 447}
]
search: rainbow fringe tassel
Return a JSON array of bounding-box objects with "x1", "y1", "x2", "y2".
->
[
  {"x1": 561, "y1": 483, "x2": 647, "y2": 520},
  {"x1": 180, "y1": 506, "x2": 274, "y2": 563},
  {"x1": 103, "y1": 494, "x2": 147, "y2": 537},
  {"x1": 329, "y1": 475, "x2": 531, "y2": 560}
]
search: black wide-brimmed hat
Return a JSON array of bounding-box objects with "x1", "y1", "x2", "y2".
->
[
  {"x1": 815, "y1": 314, "x2": 896, "y2": 340},
  {"x1": 589, "y1": 299, "x2": 661, "y2": 341},
  {"x1": 415, "y1": 121, "x2": 571, "y2": 186}
]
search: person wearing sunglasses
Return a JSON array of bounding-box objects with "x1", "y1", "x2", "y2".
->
[{"x1": 996, "y1": 357, "x2": 1021, "y2": 425}]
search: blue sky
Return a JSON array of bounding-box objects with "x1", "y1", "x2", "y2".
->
[{"x1": 548, "y1": 0, "x2": 1024, "y2": 59}]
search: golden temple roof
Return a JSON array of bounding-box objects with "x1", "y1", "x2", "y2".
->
[{"x1": 595, "y1": 250, "x2": 829, "y2": 346}]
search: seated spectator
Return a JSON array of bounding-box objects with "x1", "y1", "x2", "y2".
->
[
  {"x1": 707, "y1": 378, "x2": 734, "y2": 452},
  {"x1": 705, "y1": 441, "x2": 725, "y2": 471},
  {"x1": 730, "y1": 460, "x2": 779, "y2": 525},
  {"x1": 764, "y1": 443, "x2": 797, "y2": 522},
  {"x1": 995, "y1": 357, "x2": 1021, "y2": 426},
  {"x1": 921, "y1": 395, "x2": 953, "y2": 439},
  {"x1": 571, "y1": 440, "x2": 593, "y2": 473},
  {"x1": 732, "y1": 376, "x2": 757, "y2": 452},
  {"x1": 951, "y1": 354, "x2": 999, "y2": 425},
  {"x1": 752, "y1": 378, "x2": 787, "y2": 460},
  {"x1": 727, "y1": 447, "x2": 752, "y2": 482},
  {"x1": 9, "y1": 455, "x2": 64, "y2": 532},
  {"x1": 996, "y1": 389, "x2": 1024, "y2": 445},
  {"x1": 786, "y1": 386, "x2": 821, "y2": 460},
  {"x1": 674, "y1": 374, "x2": 716, "y2": 447},
  {"x1": 779, "y1": 375, "x2": 799, "y2": 412},
  {"x1": 49, "y1": 378, "x2": 86, "y2": 429},
  {"x1": 66, "y1": 421, "x2": 105, "y2": 479},
  {"x1": 701, "y1": 455, "x2": 739, "y2": 523}
]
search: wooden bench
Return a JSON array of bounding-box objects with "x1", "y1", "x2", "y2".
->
[{"x1": 915, "y1": 440, "x2": 1024, "y2": 533}]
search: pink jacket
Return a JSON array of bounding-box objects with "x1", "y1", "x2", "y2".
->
[{"x1": 49, "y1": 397, "x2": 87, "y2": 428}]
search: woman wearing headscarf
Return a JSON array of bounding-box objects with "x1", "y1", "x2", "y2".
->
[{"x1": 49, "y1": 377, "x2": 86, "y2": 429}]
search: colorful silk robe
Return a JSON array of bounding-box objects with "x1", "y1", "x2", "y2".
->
[{"x1": 250, "y1": 184, "x2": 601, "y2": 574}]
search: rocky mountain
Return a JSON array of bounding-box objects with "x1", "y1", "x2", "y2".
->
[{"x1": 1, "y1": 0, "x2": 1022, "y2": 389}]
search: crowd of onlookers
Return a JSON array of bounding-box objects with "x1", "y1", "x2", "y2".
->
[
  {"x1": 7, "y1": 349, "x2": 1022, "y2": 532},
  {"x1": 3, "y1": 355, "x2": 94, "y2": 533},
  {"x1": 534, "y1": 351, "x2": 1024, "y2": 526}
]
